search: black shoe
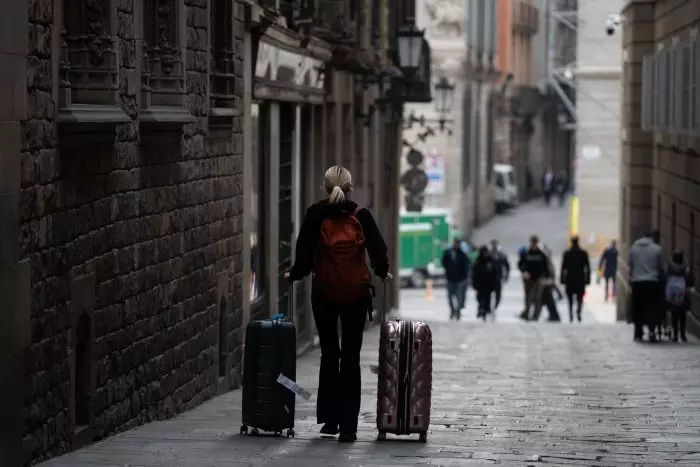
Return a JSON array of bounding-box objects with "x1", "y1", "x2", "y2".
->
[
  {"x1": 672, "y1": 336, "x2": 679, "y2": 343},
  {"x1": 519, "y1": 311, "x2": 529, "y2": 321},
  {"x1": 681, "y1": 335, "x2": 688, "y2": 342},
  {"x1": 320, "y1": 424, "x2": 339, "y2": 436},
  {"x1": 649, "y1": 335, "x2": 658, "y2": 343},
  {"x1": 338, "y1": 432, "x2": 357, "y2": 443}
]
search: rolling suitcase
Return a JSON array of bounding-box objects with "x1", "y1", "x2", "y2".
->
[
  {"x1": 240, "y1": 294, "x2": 296, "y2": 438},
  {"x1": 376, "y1": 285, "x2": 433, "y2": 442}
]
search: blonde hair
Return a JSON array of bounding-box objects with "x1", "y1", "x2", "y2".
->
[{"x1": 324, "y1": 165, "x2": 352, "y2": 204}]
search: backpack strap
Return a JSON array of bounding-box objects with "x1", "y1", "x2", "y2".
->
[{"x1": 352, "y1": 206, "x2": 362, "y2": 217}]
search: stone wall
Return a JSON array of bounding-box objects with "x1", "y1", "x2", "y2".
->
[
  {"x1": 19, "y1": 0, "x2": 244, "y2": 463},
  {"x1": 618, "y1": 0, "x2": 700, "y2": 326}
]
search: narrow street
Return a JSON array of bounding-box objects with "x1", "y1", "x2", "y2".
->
[
  {"x1": 40, "y1": 204, "x2": 700, "y2": 467},
  {"x1": 399, "y1": 201, "x2": 616, "y2": 324}
]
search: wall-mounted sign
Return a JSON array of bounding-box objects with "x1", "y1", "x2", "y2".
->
[
  {"x1": 424, "y1": 147, "x2": 445, "y2": 195},
  {"x1": 255, "y1": 41, "x2": 325, "y2": 90}
]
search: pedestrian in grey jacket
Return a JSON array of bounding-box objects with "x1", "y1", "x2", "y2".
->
[{"x1": 629, "y1": 233, "x2": 664, "y2": 342}]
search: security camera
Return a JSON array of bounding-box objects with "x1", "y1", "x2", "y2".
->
[{"x1": 605, "y1": 13, "x2": 621, "y2": 36}]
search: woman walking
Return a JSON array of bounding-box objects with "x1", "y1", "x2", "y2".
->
[{"x1": 285, "y1": 166, "x2": 391, "y2": 442}]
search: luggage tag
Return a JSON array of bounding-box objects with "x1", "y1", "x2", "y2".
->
[{"x1": 277, "y1": 374, "x2": 312, "y2": 400}]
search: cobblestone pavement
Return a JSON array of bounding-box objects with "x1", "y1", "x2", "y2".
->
[
  {"x1": 41, "y1": 204, "x2": 700, "y2": 466},
  {"x1": 41, "y1": 322, "x2": 700, "y2": 467}
]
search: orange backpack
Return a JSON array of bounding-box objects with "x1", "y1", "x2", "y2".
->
[{"x1": 315, "y1": 207, "x2": 372, "y2": 304}]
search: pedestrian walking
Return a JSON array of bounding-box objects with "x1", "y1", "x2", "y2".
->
[
  {"x1": 489, "y1": 239, "x2": 510, "y2": 311},
  {"x1": 554, "y1": 171, "x2": 568, "y2": 207},
  {"x1": 629, "y1": 231, "x2": 664, "y2": 342},
  {"x1": 442, "y1": 238, "x2": 470, "y2": 320},
  {"x1": 664, "y1": 249, "x2": 695, "y2": 342},
  {"x1": 285, "y1": 165, "x2": 391, "y2": 442},
  {"x1": 542, "y1": 167, "x2": 555, "y2": 205},
  {"x1": 599, "y1": 240, "x2": 619, "y2": 301},
  {"x1": 560, "y1": 236, "x2": 591, "y2": 322},
  {"x1": 534, "y1": 245, "x2": 562, "y2": 322},
  {"x1": 518, "y1": 235, "x2": 549, "y2": 321},
  {"x1": 650, "y1": 229, "x2": 666, "y2": 339},
  {"x1": 472, "y1": 245, "x2": 499, "y2": 320}
]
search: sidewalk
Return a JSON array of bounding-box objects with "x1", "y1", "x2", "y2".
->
[{"x1": 41, "y1": 317, "x2": 700, "y2": 466}]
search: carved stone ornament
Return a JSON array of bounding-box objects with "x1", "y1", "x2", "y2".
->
[
  {"x1": 84, "y1": 0, "x2": 110, "y2": 65},
  {"x1": 421, "y1": 0, "x2": 464, "y2": 39}
]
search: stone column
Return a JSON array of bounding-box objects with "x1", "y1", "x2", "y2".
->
[
  {"x1": 617, "y1": 0, "x2": 656, "y2": 320},
  {"x1": 0, "y1": 1, "x2": 30, "y2": 465}
]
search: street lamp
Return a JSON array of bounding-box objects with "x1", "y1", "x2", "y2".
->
[
  {"x1": 396, "y1": 23, "x2": 425, "y2": 73},
  {"x1": 433, "y1": 76, "x2": 455, "y2": 130}
]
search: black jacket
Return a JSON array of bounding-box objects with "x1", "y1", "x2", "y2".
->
[
  {"x1": 490, "y1": 248, "x2": 510, "y2": 282},
  {"x1": 518, "y1": 247, "x2": 549, "y2": 281},
  {"x1": 560, "y1": 246, "x2": 591, "y2": 289},
  {"x1": 441, "y1": 247, "x2": 470, "y2": 282},
  {"x1": 288, "y1": 200, "x2": 389, "y2": 282},
  {"x1": 472, "y1": 255, "x2": 498, "y2": 291}
]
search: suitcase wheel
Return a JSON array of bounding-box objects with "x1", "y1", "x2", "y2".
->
[
  {"x1": 240, "y1": 425, "x2": 248, "y2": 435},
  {"x1": 377, "y1": 432, "x2": 386, "y2": 441},
  {"x1": 251, "y1": 428, "x2": 260, "y2": 436},
  {"x1": 419, "y1": 432, "x2": 427, "y2": 443},
  {"x1": 286, "y1": 429, "x2": 295, "y2": 438}
]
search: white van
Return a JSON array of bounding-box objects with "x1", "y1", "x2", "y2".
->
[{"x1": 492, "y1": 163, "x2": 518, "y2": 212}]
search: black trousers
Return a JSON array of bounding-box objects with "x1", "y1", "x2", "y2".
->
[
  {"x1": 492, "y1": 284, "x2": 502, "y2": 310},
  {"x1": 631, "y1": 281, "x2": 659, "y2": 339},
  {"x1": 312, "y1": 289, "x2": 368, "y2": 433},
  {"x1": 566, "y1": 290, "x2": 583, "y2": 322},
  {"x1": 538, "y1": 286, "x2": 561, "y2": 321},
  {"x1": 671, "y1": 307, "x2": 687, "y2": 340},
  {"x1": 476, "y1": 289, "x2": 491, "y2": 317}
]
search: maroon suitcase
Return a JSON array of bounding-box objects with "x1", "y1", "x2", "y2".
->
[{"x1": 376, "y1": 304, "x2": 433, "y2": 442}]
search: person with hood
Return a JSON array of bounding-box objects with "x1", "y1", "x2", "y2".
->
[
  {"x1": 472, "y1": 245, "x2": 499, "y2": 319},
  {"x1": 629, "y1": 231, "x2": 664, "y2": 342},
  {"x1": 560, "y1": 236, "x2": 591, "y2": 322},
  {"x1": 518, "y1": 235, "x2": 549, "y2": 320},
  {"x1": 490, "y1": 239, "x2": 510, "y2": 310},
  {"x1": 664, "y1": 249, "x2": 695, "y2": 342},
  {"x1": 442, "y1": 238, "x2": 471, "y2": 320},
  {"x1": 598, "y1": 240, "x2": 619, "y2": 301},
  {"x1": 285, "y1": 165, "x2": 390, "y2": 442}
]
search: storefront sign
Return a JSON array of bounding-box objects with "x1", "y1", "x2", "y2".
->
[{"x1": 255, "y1": 40, "x2": 325, "y2": 90}]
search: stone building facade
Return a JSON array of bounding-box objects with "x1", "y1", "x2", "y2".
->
[
  {"x1": 574, "y1": 0, "x2": 623, "y2": 256},
  {"x1": 618, "y1": 0, "x2": 700, "y2": 330},
  {"x1": 0, "y1": 0, "x2": 410, "y2": 465}
]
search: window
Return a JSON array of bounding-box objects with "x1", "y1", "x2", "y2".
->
[
  {"x1": 664, "y1": 47, "x2": 673, "y2": 132},
  {"x1": 495, "y1": 172, "x2": 505, "y2": 188},
  {"x1": 652, "y1": 49, "x2": 663, "y2": 131},
  {"x1": 670, "y1": 42, "x2": 680, "y2": 134},
  {"x1": 250, "y1": 103, "x2": 265, "y2": 303},
  {"x1": 641, "y1": 55, "x2": 654, "y2": 131},
  {"x1": 680, "y1": 42, "x2": 692, "y2": 133}
]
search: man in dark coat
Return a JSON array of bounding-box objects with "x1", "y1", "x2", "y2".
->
[
  {"x1": 472, "y1": 246, "x2": 499, "y2": 320},
  {"x1": 442, "y1": 238, "x2": 471, "y2": 320},
  {"x1": 598, "y1": 240, "x2": 619, "y2": 301},
  {"x1": 518, "y1": 235, "x2": 550, "y2": 320},
  {"x1": 489, "y1": 239, "x2": 510, "y2": 311},
  {"x1": 560, "y1": 236, "x2": 591, "y2": 322}
]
